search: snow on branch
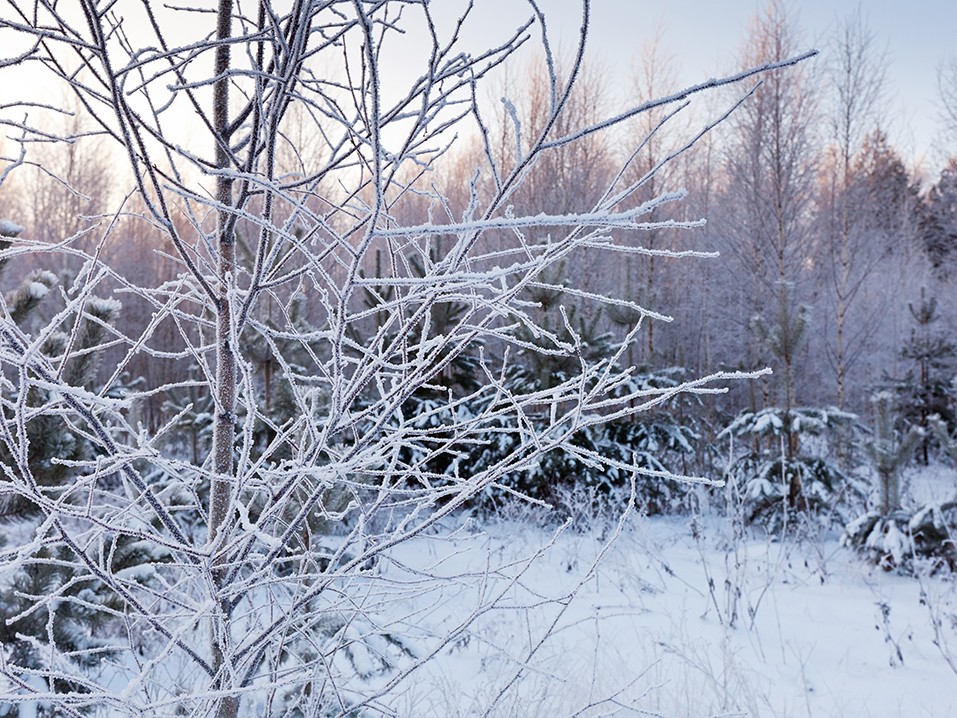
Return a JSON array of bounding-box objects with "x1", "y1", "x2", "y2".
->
[{"x1": 0, "y1": 1, "x2": 814, "y2": 715}]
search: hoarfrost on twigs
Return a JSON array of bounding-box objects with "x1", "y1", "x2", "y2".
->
[{"x1": 0, "y1": 1, "x2": 815, "y2": 715}]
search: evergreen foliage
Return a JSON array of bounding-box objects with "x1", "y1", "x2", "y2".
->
[
  {"x1": 920, "y1": 156, "x2": 957, "y2": 269},
  {"x1": 887, "y1": 288, "x2": 956, "y2": 463},
  {"x1": 468, "y1": 366, "x2": 701, "y2": 514},
  {"x1": 161, "y1": 363, "x2": 216, "y2": 467},
  {"x1": 0, "y1": 219, "x2": 149, "y2": 714},
  {"x1": 865, "y1": 392, "x2": 923, "y2": 514},
  {"x1": 721, "y1": 406, "x2": 867, "y2": 532},
  {"x1": 0, "y1": 295, "x2": 121, "y2": 522},
  {"x1": 0, "y1": 546, "x2": 113, "y2": 717},
  {"x1": 842, "y1": 504, "x2": 957, "y2": 572},
  {"x1": 749, "y1": 281, "x2": 813, "y2": 507},
  {"x1": 843, "y1": 396, "x2": 957, "y2": 572},
  {"x1": 242, "y1": 288, "x2": 329, "y2": 461},
  {"x1": 750, "y1": 283, "x2": 810, "y2": 441}
]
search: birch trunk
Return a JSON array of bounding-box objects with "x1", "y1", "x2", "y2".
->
[{"x1": 208, "y1": 1, "x2": 239, "y2": 716}]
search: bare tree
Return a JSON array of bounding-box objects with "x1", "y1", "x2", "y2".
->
[
  {"x1": 716, "y1": 0, "x2": 818, "y2": 450},
  {"x1": 819, "y1": 8, "x2": 887, "y2": 410},
  {"x1": 0, "y1": 1, "x2": 811, "y2": 715},
  {"x1": 614, "y1": 32, "x2": 685, "y2": 364},
  {"x1": 9, "y1": 100, "x2": 114, "y2": 270},
  {"x1": 940, "y1": 54, "x2": 957, "y2": 137}
]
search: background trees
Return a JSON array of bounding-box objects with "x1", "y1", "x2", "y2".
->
[
  {"x1": 708, "y1": 1, "x2": 819, "y2": 486},
  {"x1": 818, "y1": 10, "x2": 886, "y2": 411},
  {"x1": 921, "y1": 157, "x2": 957, "y2": 268}
]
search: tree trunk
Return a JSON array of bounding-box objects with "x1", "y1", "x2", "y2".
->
[{"x1": 208, "y1": 0, "x2": 239, "y2": 716}]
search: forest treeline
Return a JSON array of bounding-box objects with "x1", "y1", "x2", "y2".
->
[
  {"x1": 3, "y1": 8, "x2": 956, "y2": 426},
  {"x1": 1, "y1": 5, "x2": 957, "y2": 512}
]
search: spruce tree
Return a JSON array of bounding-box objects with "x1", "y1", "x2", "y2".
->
[
  {"x1": 892, "y1": 288, "x2": 956, "y2": 464},
  {"x1": 919, "y1": 157, "x2": 957, "y2": 269},
  {"x1": 843, "y1": 395, "x2": 957, "y2": 571}
]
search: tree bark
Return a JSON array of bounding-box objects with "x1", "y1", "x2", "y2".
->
[{"x1": 208, "y1": 0, "x2": 239, "y2": 716}]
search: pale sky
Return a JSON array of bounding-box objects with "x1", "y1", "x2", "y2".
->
[
  {"x1": 525, "y1": 0, "x2": 957, "y2": 177},
  {"x1": 3, "y1": 1, "x2": 955, "y2": 179}
]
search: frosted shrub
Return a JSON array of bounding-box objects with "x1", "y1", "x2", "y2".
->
[
  {"x1": 843, "y1": 504, "x2": 957, "y2": 572},
  {"x1": 0, "y1": 0, "x2": 812, "y2": 713}
]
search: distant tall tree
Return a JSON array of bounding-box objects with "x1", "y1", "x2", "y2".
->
[
  {"x1": 671, "y1": 108, "x2": 722, "y2": 379},
  {"x1": 13, "y1": 103, "x2": 114, "y2": 270},
  {"x1": 819, "y1": 10, "x2": 886, "y2": 410},
  {"x1": 613, "y1": 32, "x2": 684, "y2": 363},
  {"x1": 717, "y1": 0, "x2": 818, "y2": 413},
  {"x1": 939, "y1": 54, "x2": 957, "y2": 138},
  {"x1": 490, "y1": 58, "x2": 616, "y2": 326},
  {"x1": 853, "y1": 129, "x2": 920, "y2": 250},
  {"x1": 817, "y1": 128, "x2": 920, "y2": 412}
]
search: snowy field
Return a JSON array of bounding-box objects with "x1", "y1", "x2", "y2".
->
[{"x1": 357, "y1": 498, "x2": 957, "y2": 717}]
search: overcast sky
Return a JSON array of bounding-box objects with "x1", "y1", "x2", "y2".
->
[
  {"x1": 4, "y1": 1, "x2": 954, "y2": 179},
  {"x1": 522, "y1": 0, "x2": 957, "y2": 177}
]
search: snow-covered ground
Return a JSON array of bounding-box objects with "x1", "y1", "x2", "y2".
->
[
  {"x1": 6, "y1": 470, "x2": 956, "y2": 716},
  {"x1": 370, "y1": 502, "x2": 957, "y2": 717}
]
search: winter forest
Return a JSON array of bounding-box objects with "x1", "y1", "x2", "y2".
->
[{"x1": 1, "y1": 0, "x2": 957, "y2": 715}]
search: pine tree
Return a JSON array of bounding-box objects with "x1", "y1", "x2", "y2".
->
[
  {"x1": 891, "y1": 288, "x2": 956, "y2": 464},
  {"x1": 244, "y1": 289, "x2": 328, "y2": 458},
  {"x1": 720, "y1": 405, "x2": 865, "y2": 533},
  {"x1": 161, "y1": 362, "x2": 216, "y2": 467},
  {"x1": 920, "y1": 157, "x2": 957, "y2": 269},
  {"x1": 843, "y1": 395, "x2": 956, "y2": 571},
  {"x1": 747, "y1": 280, "x2": 817, "y2": 513},
  {"x1": 864, "y1": 392, "x2": 922, "y2": 515}
]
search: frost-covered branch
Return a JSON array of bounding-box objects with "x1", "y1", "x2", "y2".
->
[{"x1": 0, "y1": 1, "x2": 814, "y2": 714}]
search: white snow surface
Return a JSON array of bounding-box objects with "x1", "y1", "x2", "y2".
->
[
  {"x1": 362, "y1": 512, "x2": 957, "y2": 717},
  {"x1": 6, "y1": 488, "x2": 957, "y2": 716}
]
